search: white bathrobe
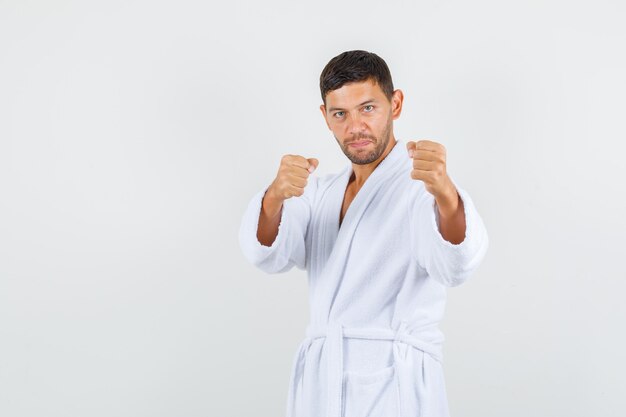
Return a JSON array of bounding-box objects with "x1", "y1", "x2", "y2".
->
[{"x1": 238, "y1": 139, "x2": 489, "y2": 417}]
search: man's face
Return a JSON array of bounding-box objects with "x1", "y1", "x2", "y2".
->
[{"x1": 320, "y1": 78, "x2": 402, "y2": 165}]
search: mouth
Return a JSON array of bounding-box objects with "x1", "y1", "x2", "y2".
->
[{"x1": 348, "y1": 140, "x2": 372, "y2": 148}]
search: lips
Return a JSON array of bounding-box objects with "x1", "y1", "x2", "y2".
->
[{"x1": 348, "y1": 140, "x2": 372, "y2": 148}]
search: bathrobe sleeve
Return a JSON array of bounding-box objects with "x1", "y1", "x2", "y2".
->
[
  {"x1": 408, "y1": 176, "x2": 489, "y2": 287},
  {"x1": 238, "y1": 177, "x2": 317, "y2": 274}
]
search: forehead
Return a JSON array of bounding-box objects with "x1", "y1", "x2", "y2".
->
[{"x1": 325, "y1": 78, "x2": 386, "y2": 107}]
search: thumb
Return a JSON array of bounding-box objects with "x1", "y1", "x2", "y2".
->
[
  {"x1": 406, "y1": 141, "x2": 416, "y2": 158},
  {"x1": 307, "y1": 158, "x2": 319, "y2": 173}
]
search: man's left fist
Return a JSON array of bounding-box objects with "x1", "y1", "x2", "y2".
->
[{"x1": 406, "y1": 140, "x2": 456, "y2": 201}]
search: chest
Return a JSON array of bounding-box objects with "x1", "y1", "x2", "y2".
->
[{"x1": 339, "y1": 183, "x2": 358, "y2": 227}]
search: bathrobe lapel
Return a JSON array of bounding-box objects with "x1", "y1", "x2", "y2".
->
[{"x1": 317, "y1": 140, "x2": 407, "y2": 319}]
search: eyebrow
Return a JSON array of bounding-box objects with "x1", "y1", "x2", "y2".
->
[{"x1": 327, "y1": 99, "x2": 377, "y2": 113}]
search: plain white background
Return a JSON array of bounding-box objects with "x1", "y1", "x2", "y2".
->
[{"x1": 1, "y1": 1, "x2": 625, "y2": 416}]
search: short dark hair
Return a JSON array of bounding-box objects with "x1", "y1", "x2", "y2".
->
[{"x1": 319, "y1": 50, "x2": 394, "y2": 105}]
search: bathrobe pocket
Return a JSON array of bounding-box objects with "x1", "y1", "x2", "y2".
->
[{"x1": 342, "y1": 364, "x2": 399, "y2": 417}]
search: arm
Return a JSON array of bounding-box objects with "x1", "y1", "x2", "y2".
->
[
  {"x1": 238, "y1": 155, "x2": 319, "y2": 274},
  {"x1": 434, "y1": 184, "x2": 466, "y2": 245},
  {"x1": 257, "y1": 187, "x2": 285, "y2": 247},
  {"x1": 408, "y1": 178, "x2": 489, "y2": 287},
  {"x1": 238, "y1": 185, "x2": 313, "y2": 274}
]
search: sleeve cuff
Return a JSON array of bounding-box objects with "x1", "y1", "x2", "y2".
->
[
  {"x1": 427, "y1": 178, "x2": 489, "y2": 286},
  {"x1": 238, "y1": 187, "x2": 290, "y2": 266}
]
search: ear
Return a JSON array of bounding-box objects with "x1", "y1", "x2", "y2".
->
[
  {"x1": 391, "y1": 89, "x2": 404, "y2": 120},
  {"x1": 319, "y1": 104, "x2": 331, "y2": 130}
]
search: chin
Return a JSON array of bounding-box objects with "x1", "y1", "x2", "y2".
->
[{"x1": 346, "y1": 150, "x2": 379, "y2": 165}]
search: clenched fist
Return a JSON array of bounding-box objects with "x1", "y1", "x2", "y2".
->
[
  {"x1": 406, "y1": 140, "x2": 456, "y2": 202},
  {"x1": 406, "y1": 139, "x2": 466, "y2": 243},
  {"x1": 267, "y1": 154, "x2": 319, "y2": 202},
  {"x1": 258, "y1": 154, "x2": 318, "y2": 246}
]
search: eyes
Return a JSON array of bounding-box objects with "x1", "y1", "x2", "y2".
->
[{"x1": 333, "y1": 104, "x2": 374, "y2": 118}]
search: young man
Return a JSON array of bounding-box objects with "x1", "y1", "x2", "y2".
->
[{"x1": 239, "y1": 50, "x2": 489, "y2": 417}]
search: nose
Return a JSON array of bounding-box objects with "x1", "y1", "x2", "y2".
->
[{"x1": 346, "y1": 112, "x2": 367, "y2": 136}]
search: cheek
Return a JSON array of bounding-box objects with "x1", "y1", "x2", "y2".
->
[
  {"x1": 372, "y1": 115, "x2": 390, "y2": 133},
  {"x1": 328, "y1": 118, "x2": 343, "y2": 129},
  {"x1": 331, "y1": 122, "x2": 351, "y2": 137},
  {"x1": 329, "y1": 126, "x2": 347, "y2": 141}
]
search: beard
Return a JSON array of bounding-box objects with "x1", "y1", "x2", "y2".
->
[{"x1": 335, "y1": 116, "x2": 393, "y2": 165}]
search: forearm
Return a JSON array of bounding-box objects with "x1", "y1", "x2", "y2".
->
[
  {"x1": 257, "y1": 188, "x2": 284, "y2": 246},
  {"x1": 435, "y1": 190, "x2": 466, "y2": 245}
]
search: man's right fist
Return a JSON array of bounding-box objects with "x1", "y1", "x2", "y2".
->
[{"x1": 267, "y1": 155, "x2": 319, "y2": 201}]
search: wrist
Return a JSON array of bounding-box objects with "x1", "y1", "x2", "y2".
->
[
  {"x1": 262, "y1": 185, "x2": 284, "y2": 217},
  {"x1": 435, "y1": 183, "x2": 461, "y2": 219}
]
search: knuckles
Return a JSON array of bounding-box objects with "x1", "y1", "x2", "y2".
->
[{"x1": 275, "y1": 155, "x2": 310, "y2": 199}]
